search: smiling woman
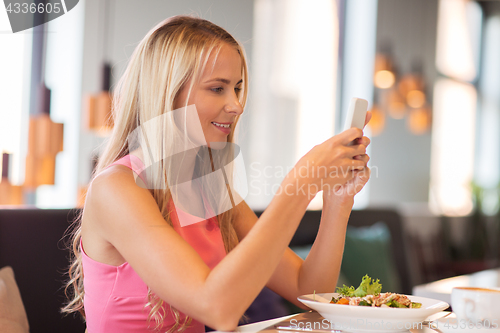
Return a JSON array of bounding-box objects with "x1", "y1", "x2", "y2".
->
[{"x1": 62, "y1": 15, "x2": 371, "y2": 333}]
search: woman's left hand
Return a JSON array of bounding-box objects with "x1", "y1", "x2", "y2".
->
[{"x1": 323, "y1": 153, "x2": 370, "y2": 201}]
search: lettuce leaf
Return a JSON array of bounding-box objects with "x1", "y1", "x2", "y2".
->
[
  {"x1": 354, "y1": 275, "x2": 382, "y2": 297},
  {"x1": 336, "y1": 284, "x2": 356, "y2": 297},
  {"x1": 336, "y1": 275, "x2": 382, "y2": 297}
]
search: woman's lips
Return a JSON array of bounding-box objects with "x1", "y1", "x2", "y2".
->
[{"x1": 211, "y1": 122, "x2": 232, "y2": 134}]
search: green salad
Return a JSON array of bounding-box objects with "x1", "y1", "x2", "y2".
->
[{"x1": 330, "y1": 275, "x2": 422, "y2": 309}]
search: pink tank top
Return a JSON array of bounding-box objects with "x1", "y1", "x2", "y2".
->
[{"x1": 81, "y1": 155, "x2": 227, "y2": 332}]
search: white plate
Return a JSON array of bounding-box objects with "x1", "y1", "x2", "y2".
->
[{"x1": 297, "y1": 293, "x2": 449, "y2": 332}]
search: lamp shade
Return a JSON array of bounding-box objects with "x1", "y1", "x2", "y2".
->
[
  {"x1": 25, "y1": 114, "x2": 64, "y2": 187},
  {"x1": 0, "y1": 153, "x2": 23, "y2": 205}
]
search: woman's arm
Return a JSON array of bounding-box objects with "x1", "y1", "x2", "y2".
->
[
  {"x1": 231, "y1": 193, "x2": 356, "y2": 309},
  {"x1": 295, "y1": 141, "x2": 371, "y2": 297},
  {"x1": 257, "y1": 114, "x2": 372, "y2": 306},
  {"x1": 232, "y1": 140, "x2": 371, "y2": 308}
]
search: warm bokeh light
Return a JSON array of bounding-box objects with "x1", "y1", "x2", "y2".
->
[
  {"x1": 374, "y1": 70, "x2": 395, "y2": 89},
  {"x1": 407, "y1": 90, "x2": 426, "y2": 108},
  {"x1": 374, "y1": 53, "x2": 391, "y2": 71},
  {"x1": 387, "y1": 89, "x2": 406, "y2": 119},
  {"x1": 429, "y1": 79, "x2": 476, "y2": 216},
  {"x1": 407, "y1": 106, "x2": 431, "y2": 135},
  {"x1": 368, "y1": 105, "x2": 385, "y2": 136},
  {"x1": 374, "y1": 53, "x2": 396, "y2": 89},
  {"x1": 398, "y1": 74, "x2": 423, "y2": 97}
]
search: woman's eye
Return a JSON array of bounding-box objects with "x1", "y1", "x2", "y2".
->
[
  {"x1": 211, "y1": 87, "x2": 223, "y2": 93},
  {"x1": 235, "y1": 87, "x2": 242, "y2": 93}
]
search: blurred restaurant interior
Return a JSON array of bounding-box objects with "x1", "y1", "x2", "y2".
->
[{"x1": 1, "y1": 0, "x2": 500, "y2": 331}]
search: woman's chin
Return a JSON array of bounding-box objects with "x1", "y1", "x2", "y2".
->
[{"x1": 207, "y1": 141, "x2": 228, "y2": 150}]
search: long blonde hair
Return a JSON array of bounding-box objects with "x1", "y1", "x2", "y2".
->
[{"x1": 62, "y1": 15, "x2": 249, "y2": 331}]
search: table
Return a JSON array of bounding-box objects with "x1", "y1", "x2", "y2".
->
[
  {"x1": 235, "y1": 314, "x2": 297, "y2": 333},
  {"x1": 216, "y1": 269, "x2": 500, "y2": 333},
  {"x1": 228, "y1": 311, "x2": 500, "y2": 332},
  {"x1": 412, "y1": 268, "x2": 500, "y2": 305},
  {"x1": 212, "y1": 311, "x2": 451, "y2": 333}
]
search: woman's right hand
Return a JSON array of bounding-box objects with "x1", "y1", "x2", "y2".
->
[{"x1": 286, "y1": 128, "x2": 368, "y2": 200}]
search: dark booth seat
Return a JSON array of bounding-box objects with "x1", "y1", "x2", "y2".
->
[
  {"x1": 255, "y1": 208, "x2": 412, "y2": 295},
  {"x1": 0, "y1": 208, "x2": 85, "y2": 333}
]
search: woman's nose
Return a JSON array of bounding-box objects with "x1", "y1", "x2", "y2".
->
[{"x1": 224, "y1": 94, "x2": 243, "y2": 115}]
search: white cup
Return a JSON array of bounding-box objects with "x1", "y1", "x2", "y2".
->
[{"x1": 451, "y1": 287, "x2": 500, "y2": 324}]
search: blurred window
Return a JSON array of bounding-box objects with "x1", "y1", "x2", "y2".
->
[
  {"x1": 474, "y1": 8, "x2": 500, "y2": 216},
  {"x1": 246, "y1": 0, "x2": 338, "y2": 210},
  {"x1": 0, "y1": 9, "x2": 32, "y2": 184},
  {"x1": 429, "y1": 0, "x2": 482, "y2": 216}
]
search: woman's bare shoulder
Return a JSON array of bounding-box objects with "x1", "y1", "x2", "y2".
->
[
  {"x1": 91, "y1": 164, "x2": 138, "y2": 189},
  {"x1": 81, "y1": 164, "x2": 167, "y2": 265},
  {"x1": 88, "y1": 165, "x2": 151, "y2": 202},
  {"x1": 83, "y1": 164, "x2": 163, "y2": 235}
]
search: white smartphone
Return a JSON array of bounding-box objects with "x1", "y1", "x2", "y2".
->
[{"x1": 343, "y1": 97, "x2": 368, "y2": 131}]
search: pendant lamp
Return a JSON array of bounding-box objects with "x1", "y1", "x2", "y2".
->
[{"x1": 0, "y1": 153, "x2": 23, "y2": 205}]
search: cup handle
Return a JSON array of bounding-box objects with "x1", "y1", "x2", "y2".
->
[{"x1": 464, "y1": 298, "x2": 476, "y2": 322}]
